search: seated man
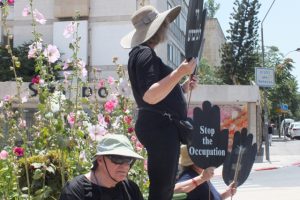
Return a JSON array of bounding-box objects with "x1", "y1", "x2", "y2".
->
[
  {"x1": 60, "y1": 134, "x2": 144, "y2": 200},
  {"x1": 174, "y1": 145, "x2": 236, "y2": 200}
]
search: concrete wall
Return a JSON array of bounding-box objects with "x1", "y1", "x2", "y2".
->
[{"x1": 202, "y1": 18, "x2": 226, "y2": 67}]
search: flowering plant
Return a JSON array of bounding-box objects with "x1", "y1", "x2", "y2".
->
[{"x1": 0, "y1": 1, "x2": 149, "y2": 199}]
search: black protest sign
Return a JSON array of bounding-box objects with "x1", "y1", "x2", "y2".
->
[
  {"x1": 187, "y1": 101, "x2": 229, "y2": 168},
  {"x1": 222, "y1": 128, "x2": 257, "y2": 187},
  {"x1": 185, "y1": 0, "x2": 207, "y2": 60}
]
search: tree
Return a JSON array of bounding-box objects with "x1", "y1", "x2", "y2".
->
[
  {"x1": 0, "y1": 42, "x2": 35, "y2": 82},
  {"x1": 0, "y1": 42, "x2": 61, "y2": 82},
  {"x1": 204, "y1": 0, "x2": 220, "y2": 18},
  {"x1": 197, "y1": 58, "x2": 223, "y2": 84},
  {"x1": 218, "y1": 0, "x2": 261, "y2": 85},
  {"x1": 264, "y1": 46, "x2": 300, "y2": 123}
]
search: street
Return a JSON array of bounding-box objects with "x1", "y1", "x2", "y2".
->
[{"x1": 212, "y1": 136, "x2": 300, "y2": 200}]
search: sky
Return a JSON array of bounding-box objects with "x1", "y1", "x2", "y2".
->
[{"x1": 214, "y1": 0, "x2": 300, "y2": 91}]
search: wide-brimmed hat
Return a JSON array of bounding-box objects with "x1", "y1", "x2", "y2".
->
[
  {"x1": 94, "y1": 134, "x2": 143, "y2": 160},
  {"x1": 120, "y1": 5, "x2": 181, "y2": 49},
  {"x1": 179, "y1": 145, "x2": 194, "y2": 167}
]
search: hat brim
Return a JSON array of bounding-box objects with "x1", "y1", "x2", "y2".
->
[
  {"x1": 120, "y1": 5, "x2": 181, "y2": 49},
  {"x1": 95, "y1": 147, "x2": 144, "y2": 160},
  {"x1": 179, "y1": 145, "x2": 193, "y2": 167}
]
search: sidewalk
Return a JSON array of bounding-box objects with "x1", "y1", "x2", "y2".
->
[{"x1": 215, "y1": 135, "x2": 300, "y2": 176}]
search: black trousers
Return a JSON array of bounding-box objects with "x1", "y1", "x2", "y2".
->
[{"x1": 136, "y1": 120, "x2": 180, "y2": 200}]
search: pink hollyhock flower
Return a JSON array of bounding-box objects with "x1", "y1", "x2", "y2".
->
[
  {"x1": 33, "y1": 9, "x2": 46, "y2": 24},
  {"x1": 104, "y1": 99, "x2": 118, "y2": 113},
  {"x1": 22, "y1": 6, "x2": 30, "y2": 16},
  {"x1": 124, "y1": 116, "x2": 132, "y2": 125},
  {"x1": 31, "y1": 75, "x2": 40, "y2": 84},
  {"x1": 131, "y1": 135, "x2": 137, "y2": 142},
  {"x1": 67, "y1": 112, "x2": 75, "y2": 126},
  {"x1": 107, "y1": 76, "x2": 115, "y2": 85},
  {"x1": 3, "y1": 95, "x2": 12, "y2": 102},
  {"x1": 63, "y1": 22, "x2": 77, "y2": 38},
  {"x1": 13, "y1": 147, "x2": 24, "y2": 157},
  {"x1": 0, "y1": 150, "x2": 8, "y2": 160},
  {"x1": 43, "y1": 44, "x2": 60, "y2": 63},
  {"x1": 135, "y1": 141, "x2": 143, "y2": 152},
  {"x1": 7, "y1": 0, "x2": 14, "y2": 5},
  {"x1": 98, "y1": 79, "x2": 105, "y2": 88},
  {"x1": 88, "y1": 125, "x2": 107, "y2": 141}
]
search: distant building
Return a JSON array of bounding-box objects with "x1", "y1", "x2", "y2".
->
[
  {"x1": 202, "y1": 18, "x2": 226, "y2": 67},
  {"x1": 1, "y1": 0, "x2": 225, "y2": 75}
]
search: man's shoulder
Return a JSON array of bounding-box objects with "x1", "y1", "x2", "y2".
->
[
  {"x1": 62, "y1": 175, "x2": 89, "y2": 194},
  {"x1": 59, "y1": 175, "x2": 89, "y2": 200}
]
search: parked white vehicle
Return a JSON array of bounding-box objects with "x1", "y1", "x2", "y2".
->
[
  {"x1": 289, "y1": 122, "x2": 300, "y2": 139},
  {"x1": 281, "y1": 118, "x2": 294, "y2": 137}
]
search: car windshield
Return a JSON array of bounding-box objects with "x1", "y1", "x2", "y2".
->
[{"x1": 293, "y1": 123, "x2": 300, "y2": 128}]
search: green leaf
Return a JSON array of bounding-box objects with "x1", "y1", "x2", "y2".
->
[{"x1": 32, "y1": 169, "x2": 43, "y2": 180}]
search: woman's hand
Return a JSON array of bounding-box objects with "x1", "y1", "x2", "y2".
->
[
  {"x1": 178, "y1": 58, "x2": 197, "y2": 76},
  {"x1": 221, "y1": 182, "x2": 237, "y2": 199},
  {"x1": 182, "y1": 75, "x2": 198, "y2": 93},
  {"x1": 199, "y1": 167, "x2": 215, "y2": 182}
]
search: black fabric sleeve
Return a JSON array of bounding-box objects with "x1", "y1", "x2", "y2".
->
[
  {"x1": 135, "y1": 47, "x2": 160, "y2": 97},
  {"x1": 59, "y1": 178, "x2": 86, "y2": 200},
  {"x1": 127, "y1": 180, "x2": 145, "y2": 200}
]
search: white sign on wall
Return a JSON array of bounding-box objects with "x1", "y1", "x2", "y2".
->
[{"x1": 255, "y1": 67, "x2": 275, "y2": 88}]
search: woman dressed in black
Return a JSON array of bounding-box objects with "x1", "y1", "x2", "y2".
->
[{"x1": 121, "y1": 5, "x2": 197, "y2": 200}]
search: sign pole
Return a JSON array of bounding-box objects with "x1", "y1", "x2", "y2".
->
[{"x1": 263, "y1": 89, "x2": 270, "y2": 161}]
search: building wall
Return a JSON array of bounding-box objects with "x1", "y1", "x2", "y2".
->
[{"x1": 202, "y1": 18, "x2": 226, "y2": 67}]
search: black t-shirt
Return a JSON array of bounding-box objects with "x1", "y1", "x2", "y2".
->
[
  {"x1": 59, "y1": 175, "x2": 144, "y2": 200},
  {"x1": 127, "y1": 44, "x2": 187, "y2": 130}
]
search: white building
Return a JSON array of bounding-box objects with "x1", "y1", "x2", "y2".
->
[{"x1": 1, "y1": 0, "x2": 190, "y2": 78}]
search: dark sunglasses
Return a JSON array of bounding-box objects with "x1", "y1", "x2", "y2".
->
[{"x1": 106, "y1": 155, "x2": 135, "y2": 165}]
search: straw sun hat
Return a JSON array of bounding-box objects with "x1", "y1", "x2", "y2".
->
[
  {"x1": 120, "y1": 5, "x2": 181, "y2": 49},
  {"x1": 179, "y1": 145, "x2": 194, "y2": 167}
]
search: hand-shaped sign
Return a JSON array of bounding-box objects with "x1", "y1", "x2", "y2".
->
[
  {"x1": 187, "y1": 101, "x2": 229, "y2": 168},
  {"x1": 222, "y1": 128, "x2": 257, "y2": 187},
  {"x1": 185, "y1": 0, "x2": 207, "y2": 61}
]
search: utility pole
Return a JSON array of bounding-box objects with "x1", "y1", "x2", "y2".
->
[{"x1": 261, "y1": 0, "x2": 276, "y2": 161}]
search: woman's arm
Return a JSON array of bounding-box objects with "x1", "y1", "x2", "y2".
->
[
  {"x1": 143, "y1": 58, "x2": 196, "y2": 104},
  {"x1": 174, "y1": 168, "x2": 214, "y2": 193}
]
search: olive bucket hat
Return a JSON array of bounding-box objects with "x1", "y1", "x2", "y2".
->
[
  {"x1": 94, "y1": 134, "x2": 143, "y2": 160},
  {"x1": 120, "y1": 5, "x2": 181, "y2": 49}
]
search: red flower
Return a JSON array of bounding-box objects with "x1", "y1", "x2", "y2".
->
[
  {"x1": 13, "y1": 147, "x2": 24, "y2": 157},
  {"x1": 8, "y1": 0, "x2": 14, "y2": 5},
  {"x1": 104, "y1": 115, "x2": 110, "y2": 123},
  {"x1": 31, "y1": 75, "x2": 40, "y2": 84},
  {"x1": 128, "y1": 127, "x2": 134, "y2": 133}
]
